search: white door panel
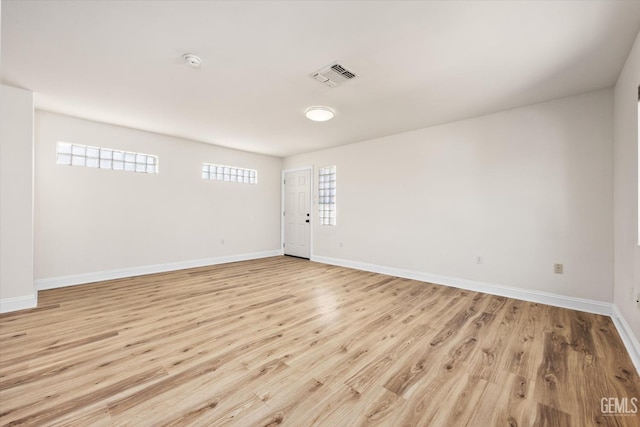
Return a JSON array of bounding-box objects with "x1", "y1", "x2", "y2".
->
[{"x1": 284, "y1": 169, "x2": 311, "y2": 258}]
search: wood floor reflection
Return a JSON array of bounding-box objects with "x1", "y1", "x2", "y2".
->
[{"x1": 1, "y1": 256, "x2": 638, "y2": 426}]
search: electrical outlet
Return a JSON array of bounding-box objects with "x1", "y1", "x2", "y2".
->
[
  {"x1": 476, "y1": 256, "x2": 482, "y2": 264},
  {"x1": 637, "y1": 292, "x2": 639, "y2": 310},
  {"x1": 554, "y1": 263, "x2": 563, "y2": 274}
]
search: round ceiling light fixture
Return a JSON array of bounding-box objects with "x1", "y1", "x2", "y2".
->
[
  {"x1": 183, "y1": 53, "x2": 202, "y2": 68},
  {"x1": 305, "y1": 106, "x2": 335, "y2": 122}
]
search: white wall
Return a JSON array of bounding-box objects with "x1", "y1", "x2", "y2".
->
[
  {"x1": 0, "y1": 85, "x2": 36, "y2": 311},
  {"x1": 613, "y1": 30, "x2": 640, "y2": 340},
  {"x1": 284, "y1": 89, "x2": 614, "y2": 303},
  {"x1": 35, "y1": 111, "x2": 282, "y2": 283}
]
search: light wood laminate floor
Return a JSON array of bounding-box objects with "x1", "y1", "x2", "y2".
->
[{"x1": 1, "y1": 257, "x2": 638, "y2": 426}]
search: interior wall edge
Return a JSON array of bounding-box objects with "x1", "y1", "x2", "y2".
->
[
  {"x1": 611, "y1": 304, "x2": 640, "y2": 375},
  {"x1": 34, "y1": 249, "x2": 284, "y2": 291},
  {"x1": 311, "y1": 255, "x2": 612, "y2": 315},
  {"x1": 0, "y1": 293, "x2": 38, "y2": 314}
]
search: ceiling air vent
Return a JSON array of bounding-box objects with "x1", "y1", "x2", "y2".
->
[{"x1": 310, "y1": 62, "x2": 358, "y2": 88}]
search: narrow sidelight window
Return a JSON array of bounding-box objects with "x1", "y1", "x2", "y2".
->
[{"x1": 319, "y1": 166, "x2": 336, "y2": 225}]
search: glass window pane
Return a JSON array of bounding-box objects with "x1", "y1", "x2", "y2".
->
[
  {"x1": 57, "y1": 142, "x2": 72, "y2": 154},
  {"x1": 57, "y1": 154, "x2": 72, "y2": 165},
  {"x1": 72, "y1": 145, "x2": 85, "y2": 156},
  {"x1": 72, "y1": 156, "x2": 86, "y2": 166},
  {"x1": 202, "y1": 164, "x2": 256, "y2": 184},
  {"x1": 319, "y1": 166, "x2": 336, "y2": 226},
  {"x1": 100, "y1": 149, "x2": 112, "y2": 160},
  {"x1": 86, "y1": 147, "x2": 99, "y2": 158}
]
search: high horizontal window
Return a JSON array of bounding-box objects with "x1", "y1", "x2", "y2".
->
[
  {"x1": 319, "y1": 166, "x2": 336, "y2": 226},
  {"x1": 202, "y1": 163, "x2": 257, "y2": 184},
  {"x1": 56, "y1": 142, "x2": 158, "y2": 174}
]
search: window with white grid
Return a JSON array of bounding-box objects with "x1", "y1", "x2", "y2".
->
[
  {"x1": 56, "y1": 142, "x2": 158, "y2": 174},
  {"x1": 318, "y1": 166, "x2": 336, "y2": 226},
  {"x1": 202, "y1": 163, "x2": 257, "y2": 184}
]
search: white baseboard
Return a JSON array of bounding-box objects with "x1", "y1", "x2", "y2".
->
[
  {"x1": 312, "y1": 255, "x2": 640, "y2": 374},
  {"x1": 21, "y1": 251, "x2": 640, "y2": 376},
  {"x1": 0, "y1": 293, "x2": 38, "y2": 314},
  {"x1": 611, "y1": 304, "x2": 640, "y2": 374},
  {"x1": 312, "y1": 255, "x2": 612, "y2": 315},
  {"x1": 36, "y1": 249, "x2": 284, "y2": 291}
]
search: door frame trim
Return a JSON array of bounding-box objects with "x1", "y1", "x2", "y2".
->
[{"x1": 281, "y1": 166, "x2": 314, "y2": 259}]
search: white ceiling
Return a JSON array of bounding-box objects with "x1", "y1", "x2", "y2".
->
[{"x1": 2, "y1": 1, "x2": 640, "y2": 157}]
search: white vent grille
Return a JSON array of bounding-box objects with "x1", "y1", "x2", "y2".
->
[{"x1": 310, "y1": 62, "x2": 357, "y2": 88}]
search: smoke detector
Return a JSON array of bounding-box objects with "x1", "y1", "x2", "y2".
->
[
  {"x1": 309, "y1": 62, "x2": 357, "y2": 88},
  {"x1": 183, "y1": 53, "x2": 202, "y2": 68}
]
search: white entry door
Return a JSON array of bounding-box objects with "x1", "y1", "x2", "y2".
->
[{"x1": 284, "y1": 169, "x2": 311, "y2": 258}]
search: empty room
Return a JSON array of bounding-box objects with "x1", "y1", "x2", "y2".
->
[{"x1": 1, "y1": 1, "x2": 640, "y2": 425}]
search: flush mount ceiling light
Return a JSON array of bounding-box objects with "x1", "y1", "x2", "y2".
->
[
  {"x1": 305, "y1": 106, "x2": 335, "y2": 122},
  {"x1": 183, "y1": 53, "x2": 202, "y2": 68}
]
